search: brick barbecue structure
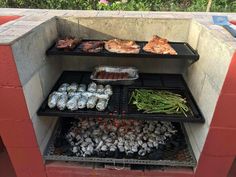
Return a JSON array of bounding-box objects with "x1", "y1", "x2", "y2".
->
[{"x1": 0, "y1": 9, "x2": 236, "y2": 177}]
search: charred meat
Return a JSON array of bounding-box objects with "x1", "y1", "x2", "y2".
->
[
  {"x1": 56, "y1": 37, "x2": 81, "y2": 50},
  {"x1": 96, "y1": 71, "x2": 129, "y2": 80},
  {"x1": 80, "y1": 41, "x2": 104, "y2": 53}
]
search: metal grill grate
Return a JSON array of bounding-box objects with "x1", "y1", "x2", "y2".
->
[
  {"x1": 37, "y1": 71, "x2": 205, "y2": 123},
  {"x1": 46, "y1": 40, "x2": 199, "y2": 62},
  {"x1": 44, "y1": 118, "x2": 197, "y2": 167}
]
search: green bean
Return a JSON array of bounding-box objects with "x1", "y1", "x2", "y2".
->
[{"x1": 129, "y1": 89, "x2": 191, "y2": 117}]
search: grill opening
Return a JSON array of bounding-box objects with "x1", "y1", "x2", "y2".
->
[{"x1": 44, "y1": 117, "x2": 196, "y2": 168}]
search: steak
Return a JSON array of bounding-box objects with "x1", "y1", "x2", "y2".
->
[
  {"x1": 80, "y1": 41, "x2": 104, "y2": 53},
  {"x1": 105, "y1": 39, "x2": 140, "y2": 54},
  {"x1": 143, "y1": 35, "x2": 177, "y2": 55}
]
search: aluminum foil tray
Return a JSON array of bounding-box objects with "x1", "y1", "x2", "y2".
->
[{"x1": 90, "y1": 66, "x2": 139, "y2": 85}]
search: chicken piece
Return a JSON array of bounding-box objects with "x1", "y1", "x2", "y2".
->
[
  {"x1": 143, "y1": 35, "x2": 177, "y2": 55},
  {"x1": 105, "y1": 39, "x2": 140, "y2": 54}
]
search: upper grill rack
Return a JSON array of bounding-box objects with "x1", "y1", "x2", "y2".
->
[
  {"x1": 37, "y1": 71, "x2": 205, "y2": 123},
  {"x1": 46, "y1": 40, "x2": 199, "y2": 62}
]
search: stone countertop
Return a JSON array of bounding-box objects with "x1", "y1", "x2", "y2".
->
[{"x1": 0, "y1": 8, "x2": 235, "y2": 49}]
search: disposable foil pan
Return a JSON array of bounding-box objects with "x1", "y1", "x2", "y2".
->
[{"x1": 90, "y1": 66, "x2": 139, "y2": 85}]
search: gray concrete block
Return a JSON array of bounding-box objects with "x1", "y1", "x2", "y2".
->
[
  {"x1": 39, "y1": 58, "x2": 62, "y2": 97},
  {"x1": 76, "y1": 18, "x2": 189, "y2": 41},
  {"x1": 12, "y1": 18, "x2": 58, "y2": 85},
  {"x1": 187, "y1": 20, "x2": 203, "y2": 50},
  {"x1": 31, "y1": 113, "x2": 56, "y2": 147},
  {"x1": 195, "y1": 28, "x2": 233, "y2": 94},
  {"x1": 198, "y1": 76, "x2": 219, "y2": 125},
  {"x1": 188, "y1": 123, "x2": 209, "y2": 155},
  {"x1": 184, "y1": 64, "x2": 206, "y2": 104},
  {"x1": 184, "y1": 123, "x2": 201, "y2": 161},
  {"x1": 23, "y1": 72, "x2": 44, "y2": 118},
  {"x1": 56, "y1": 17, "x2": 79, "y2": 38},
  {"x1": 39, "y1": 118, "x2": 58, "y2": 154}
]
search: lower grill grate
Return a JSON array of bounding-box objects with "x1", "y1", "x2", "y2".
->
[{"x1": 44, "y1": 118, "x2": 196, "y2": 167}]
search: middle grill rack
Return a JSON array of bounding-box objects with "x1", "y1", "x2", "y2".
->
[{"x1": 37, "y1": 71, "x2": 204, "y2": 123}]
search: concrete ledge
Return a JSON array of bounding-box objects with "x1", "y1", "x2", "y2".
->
[{"x1": 0, "y1": 9, "x2": 235, "y2": 49}]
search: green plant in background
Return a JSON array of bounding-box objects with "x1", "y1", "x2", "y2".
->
[{"x1": 0, "y1": 0, "x2": 235, "y2": 12}]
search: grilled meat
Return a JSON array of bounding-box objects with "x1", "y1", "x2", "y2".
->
[
  {"x1": 80, "y1": 41, "x2": 104, "y2": 53},
  {"x1": 143, "y1": 35, "x2": 177, "y2": 55},
  {"x1": 96, "y1": 71, "x2": 129, "y2": 80},
  {"x1": 56, "y1": 37, "x2": 81, "y2": 50},
  {"x1": 105, "y1": 39, "x2": 140, "y2": 54}
]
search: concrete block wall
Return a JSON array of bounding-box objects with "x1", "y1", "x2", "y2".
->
[
  {"x1": 184, "y1": 19, "x2": 235, "y2": 161},
  {"x1": 11, "y1": 18, "x2": 62, "y2": 153}
]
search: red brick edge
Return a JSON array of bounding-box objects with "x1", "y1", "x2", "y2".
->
[
  {"x1": 0, "y1": 45, "x2": 46, "y2": 177},
  {"x1": 195, "y1": 52, "x2": 236, "y2": 177},
  {"x1": 0, "y1": 16, "x2": 21, "y2": 25}
]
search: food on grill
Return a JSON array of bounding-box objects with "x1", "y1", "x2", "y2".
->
[
  {"x1": 96, "y1": 85, "x2": 105, "y2": 93},
  {"x1": 58, "y1": 83, "x2": 69, "y2": 92},
  {"x1": 96, "y1": 98, "x2": 109, "y2": 111},
  {"x1": 91, "y1": 66, "x2": 139, "y2": 85},
  {"x1": 66, "y1": 94, "x2": 81, "y2": 111},
  {"x1": 48, "y1": 92, "x2": 63, "y2": 108},
  {"x1": 96, "y1": 71, "x2": 129, "y2": 80},
  {"x1": 87, "y1": 82, "x2": 97, "y2": 93},
  {"x1": 78, "y1": 84, "x2": 86, "y2": 92},
  {"x1": 80, "y1": 41, "x2": 104, "y2": 53},
  {"x1": 61, "y1": 118, "x2": 177, "y2": 158},
  {"x1": 105, "y1": 39, "x2": 140, "y2": 54},
  {"x1": 104, "y1": 85, "x2": 113, "y2": 96},
  {"x1": 47, "y1": 83, "x2": 112, "y2": 111},
  {"x1": 56, "y1": 37, "x2": 81, "y2": 50},
  {"x1": 56, "y1": 93, "x2": 68, "y2": 110},
  {"x1": 87, "y1": 96, "x2": 98, "y2": 109},
  {"x1": 78, "y1": 95, "x2": 88, "y2": 109},
  {"x1": 67, "y1": 83, "x2": 79, "y2": 92},
  {"x1": 129, "y1": 89, "x2": 190, "y2": 116},
  {"x1": 143, "y1": 35, "x2": 177, "y2": 55}
]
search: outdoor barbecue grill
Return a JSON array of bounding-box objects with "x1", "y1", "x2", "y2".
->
[
  {"x1": 37, "y1": 38, "x2": 204, "y2": 167},
  {"x1": 2, "y1": 11, "x2": 235, "y2": 177}
]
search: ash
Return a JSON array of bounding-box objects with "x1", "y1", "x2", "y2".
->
[{"x1": 65, "y1": 118, "x2": 177, "y2": 158}]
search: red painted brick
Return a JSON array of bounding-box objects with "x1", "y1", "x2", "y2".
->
[
  {"x1": 195, "y1": 154, "x2": 234, "y2": 177},
  {"x1": 0, "y1": 119, "x2": 38, "y2": 148},
  {"x1": 6, "y1": 147, "x2": 45, "y2": 172},
  {"x1": 211, "y1": 93, "x2": 236, "y2": 128},
  {"x1": 222, "y1": 52, "x2": 236, "y2": 94},
  {"x1": 202, "y1": 127, "x2": 236, "y2": 156},
  {"x1": 0, "y1": 46, "x2": 21, "y2": 87},
  {"x1": 46, "y1": 162, "x2": 194, "y2": 177},
  {"x1": 0, "y1": 16, "x2": 21, "y2": 25},
  {"x1": 144, "y1": 168, "x2": 193, "y2": 177},
  {"x1": 0, "y1": 87, "x2": 30, "y2": 121},
  {"x1": 15, "y1": 169, "x2": 46, "y2": 177}
]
